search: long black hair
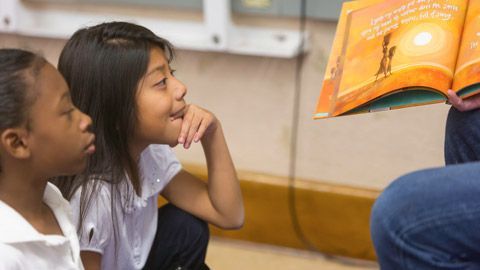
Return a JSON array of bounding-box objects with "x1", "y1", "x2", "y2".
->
[
  {"x1": 0, "y1": 49, "x2": 46, "y2": 172},
  {"x1": 50, "y1": 22, "x2": 175, "y2": 250}
]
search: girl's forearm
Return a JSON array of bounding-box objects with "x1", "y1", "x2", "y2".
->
[{"x1": 201, "y1": 123, "x2": 244, "y2": 229}]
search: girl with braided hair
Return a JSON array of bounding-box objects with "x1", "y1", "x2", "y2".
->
[{"x1": 0, "y1": 49, "x2": 94, "y2": 269}]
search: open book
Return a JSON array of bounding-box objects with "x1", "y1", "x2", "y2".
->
[{"x1": 314, "y1": 0, "x2": 480, "y2": 119}]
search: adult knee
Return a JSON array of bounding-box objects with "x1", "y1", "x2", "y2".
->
[
  {"x1": 370, "y1": 183, "x2": 398, "y2": 252},
  {"x1": 370, "y1": 174, "x2": 421, "y2": 255}
]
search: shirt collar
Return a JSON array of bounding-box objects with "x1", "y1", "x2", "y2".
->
[{"x1": 0, "y1": 183, "x2": 70, "y2": 244}]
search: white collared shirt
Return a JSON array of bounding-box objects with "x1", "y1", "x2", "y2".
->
[
  {"x1": 0, "y1": 182, "x2": 84, "y2": 270},
  {"x1": 69, "y1": 144, "x2": 181, "y2": 270}
]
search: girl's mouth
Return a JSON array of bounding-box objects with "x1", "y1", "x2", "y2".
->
[
  {"x1": 84, "y1": 135, "x2": 96, "y2": 154},
  {"x1": 170, "y1": 106, "x2": 185, "y2": 120},
  {"x1": 85, "y1": 144, "x2": 96, "y2": 155}
]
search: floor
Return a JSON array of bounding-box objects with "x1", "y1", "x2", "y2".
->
[{"x1": 206, "y1": 237, "x2": 379, "y2": 270}]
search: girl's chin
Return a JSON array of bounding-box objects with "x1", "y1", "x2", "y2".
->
[
  {"x1": 167, "y1": 134, "x2": 182, "y2": 148},
  {"x1": 168, "y1": 141, "x2": 180, "y2": 147},
  {"x1": 152, "y1": 136, "x2": 179, "y2": 147}
]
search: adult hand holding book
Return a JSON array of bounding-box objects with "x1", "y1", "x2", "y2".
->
[{"x1": 447, "y1": 90, "x2": 480, "y2": 112}]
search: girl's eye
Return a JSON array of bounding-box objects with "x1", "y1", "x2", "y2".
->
[
  {"x1": 154, "y1": 78, "x2": 167, "y2": 87},
  {"x1": 170, "y1": 69, "x2": 176, "y2": 77},
  {"x1": 64, "y1": 107, "x2": 75, "y2": 119}
]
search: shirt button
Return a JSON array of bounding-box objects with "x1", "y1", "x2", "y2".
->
[{"x1": 156, "y1": 179, "x2": 161, "y2": 182}]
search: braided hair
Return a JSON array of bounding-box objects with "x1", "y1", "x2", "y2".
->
[{"x1": 0, "y1": 49, "x2": 46, "y2": 172}]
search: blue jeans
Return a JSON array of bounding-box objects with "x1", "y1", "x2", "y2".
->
[{"x1": 371, "y1": 107, "x2": 480, "y2": 269}]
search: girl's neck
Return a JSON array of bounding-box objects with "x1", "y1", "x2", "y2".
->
[
  {"x1": 0, "y1": 166, "x2": 63, "y2": 236},
  {"x1": 0, "y1": 164, "x2": 48, "y2": 217},
  {"x1": 129, "y1": 140, "x2": 149, "y2": 163}
]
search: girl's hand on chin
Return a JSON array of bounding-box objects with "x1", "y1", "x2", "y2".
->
[{"x1": 177, "y1": 104, "x2": 218, "y2": 149}]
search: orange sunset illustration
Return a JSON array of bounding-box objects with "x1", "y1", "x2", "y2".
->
[{"x1": 316, "y1": 0, "x2": 468, "y2": 118}]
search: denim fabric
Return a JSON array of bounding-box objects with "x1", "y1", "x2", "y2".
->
[
  {"x1": 371, "y1": 107, "x2": 480, "y2": 270},
  {"x1": 143, "y1": 204, "x2": 210, "y2": 270},
  {"x1": 445, "y1": 107, "x2": 480, "y2": 165}
]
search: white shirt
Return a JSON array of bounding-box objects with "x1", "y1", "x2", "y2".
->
[
  {"x1": 70, "y1": 144, "x2": 181, "y2": 270},
  {"x1": 0, "y1": 183, "x2": 84, "y2": 270}
]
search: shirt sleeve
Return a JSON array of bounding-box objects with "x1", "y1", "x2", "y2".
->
[{"x1": 69, "y1": 184, "x2": 113, "y2": 255}]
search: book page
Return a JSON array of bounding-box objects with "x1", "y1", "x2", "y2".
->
[
  {"x1": 316, "y1": 0, "x2": 468, "y2": 118},
  {"x1": 315, "y1": 0, "x2": 384, "y2": 118},
  {"x1": 452, "y1": 0, "x2": 480, "y2": 92}
]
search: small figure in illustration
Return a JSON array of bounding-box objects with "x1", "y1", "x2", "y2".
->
[
  {"x1": 383, "y1": 33, "x2": 391, "y2": 46},
  {"x1": 375, "y1": 45, "x2": 389, "y2": 81},
  {"x1": 387, "y1": 46, "x2": 397, "y2": 76},
  {"x1": 330, "y1": 66, "x2": 336, "y2": 79},
  {"x1": 375, "y1": 33, "x2": 392, "y2": 81},
  {"x1": 330, "y1": 56, "x2": 342, "y2": 79}
]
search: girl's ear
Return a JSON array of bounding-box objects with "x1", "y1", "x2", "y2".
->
[{"x1": 0, "y1": 128, "x2": 31, "y2": 160}]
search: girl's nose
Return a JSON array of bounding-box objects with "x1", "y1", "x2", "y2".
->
[
  {"x1": 175, "y1": 80, "x2": 187, "y2": 100},
  {"x1": 79, "y1": 112, "x2": 93, "y2": 133}
]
